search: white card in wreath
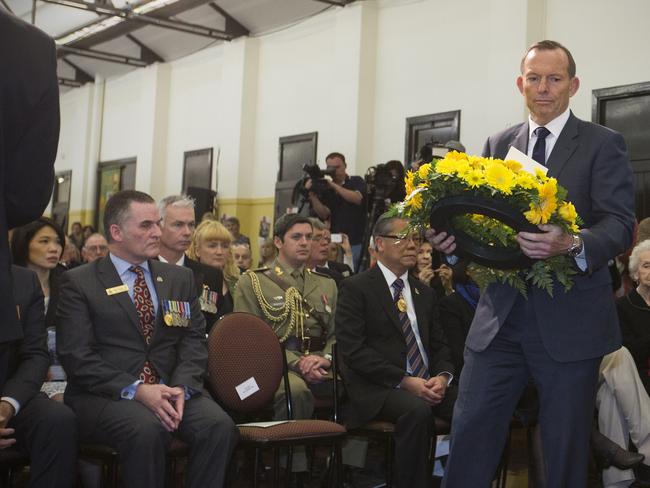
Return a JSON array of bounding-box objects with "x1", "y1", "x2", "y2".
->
[{"x1": 505, "y1": 146, "x2": 548, "y2": 176}]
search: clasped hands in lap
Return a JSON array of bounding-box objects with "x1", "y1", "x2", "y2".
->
[
  {"x1": 135, "y1": 383, "x2": 185, "y2": 432},
  {"x1": 296, "y1": 354, "x2": 332, "y2": 384},
  {"x1": 400, "y1": 376, "x2": 448, "y2": 407}
]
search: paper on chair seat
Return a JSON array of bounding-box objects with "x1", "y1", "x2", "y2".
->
[{"x1": 237, "y1": 420, "x2": 294, "y2": 428}]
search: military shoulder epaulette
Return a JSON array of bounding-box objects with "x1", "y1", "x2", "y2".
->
[
  {"x1": 248, "y1": 266, "x2": 269, "y2": 273},
  {"x1": 308, "y1": 268, "x2": 334, "y2": 280}
]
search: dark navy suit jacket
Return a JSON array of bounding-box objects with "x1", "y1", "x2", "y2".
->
[{"x1": 472, "y1": 112, "x2": 635, "y2": 362}]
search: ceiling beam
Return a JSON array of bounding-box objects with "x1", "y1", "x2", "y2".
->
[
  {"x1": 311, "y1": 0, "x2": 352, "y2": 6},
  {"x1": 126, "y1": 33, "x2": 164, "y2": 64},
  {"x1": 43, "y1": 0, "x2": 234, "y2": 41},
  {"x1": 0, "y1": 0, "x2": 14, "y2": 14},
  {"x1": 58, "y1": 45, "x2": 149, "y2": 67},
  {"x1": 209, "y1": 2, "x2": 248, "y2": 38},
  {"x1": 59, "y1": 77, "x2": 84, "y2": 88},
  {"x1": 63, "y1": 58, "x2": 94, "y2": 83}
]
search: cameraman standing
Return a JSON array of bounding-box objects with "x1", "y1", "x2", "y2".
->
[{"x1": 307, "y1": 152, "x2": 366, "y2": 271}]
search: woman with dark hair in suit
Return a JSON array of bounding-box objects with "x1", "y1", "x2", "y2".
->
[{"x1": 11, "y1": 217, "x2": 67, "y2": 399}]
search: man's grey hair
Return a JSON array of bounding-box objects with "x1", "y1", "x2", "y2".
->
[
  {"x1": 158, "y1": 195, "x2": 195, "y2": 225},
  {"x1": 372, "y1": 213, "x2": 402, "y2": 240},
  {"x1": 309, "y1": 218, "x2": 326, "y2": 231},
  {"x1": 629, "y1": 239, "x2": 650, "y2": 279}
]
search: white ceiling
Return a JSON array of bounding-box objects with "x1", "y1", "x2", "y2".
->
[{"x1": 4, "y1": 0, "x2": 342, "y2": 86}]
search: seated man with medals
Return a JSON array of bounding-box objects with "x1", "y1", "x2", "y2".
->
[
  {"x1": 158, "y1": 195, "x2": 232, "y2": 333},
  {"x1": 56, "y1": 190, "x2": 238, "y2": 488},
  {"x1": 234, "y1": 213, "x2": 337, "y2": 473}
]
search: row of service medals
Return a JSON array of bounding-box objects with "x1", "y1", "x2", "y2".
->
[{"x1": 162, "y1": 300, "x2": 190, "y2": 327}]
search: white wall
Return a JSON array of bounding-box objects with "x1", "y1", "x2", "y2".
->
[{"x1": 55, "y1": 0, "x2": 650, "y2": 216}]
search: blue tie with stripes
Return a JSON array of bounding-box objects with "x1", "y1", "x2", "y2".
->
[{"x1": 392, "y1": 278, "x2": 430, "y2": 379}]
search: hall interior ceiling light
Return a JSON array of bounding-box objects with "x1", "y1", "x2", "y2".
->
[{"x1": 55, "y1": 0, "x2": 183, "y2": 45}]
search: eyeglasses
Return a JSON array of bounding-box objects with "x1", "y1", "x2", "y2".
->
[
  {"x1": 379, "y1": 234, "x2": 423, "y2": 246},
  {"x1": 84, "y1": 245, "x2": 108, "y2": 253}
]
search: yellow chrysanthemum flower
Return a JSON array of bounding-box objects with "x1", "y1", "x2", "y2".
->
[
  {"x1": 515, "y1": 172, "x2": 536, "y2": 189},
  {"x1": 417, "y1": 163, "x2": 432, "y2": 180},
  {"x1": 538, "y1": 196, "x2": 557, "y2": 223},
  {"x1": 524, "y1": 205, "x2": 544, "y2": 225},
  {"x1": 405, "y1": 171, "x2": 415, "y2": 195},
  {"x1": 407, "y1": 192, "x2": 423, "y2": 210},
  {"x1": 503, "y1": 159, "x2": 523, "y2": 173},
  {"x1": 435, "y1": 158, "x2": 460, "y2": 175},
  {"x1": 462, "y1": 169, "x2": 485, "y2": 188},
  {"x1": 446, "y1": 151, "x2": 468, "y2": 162},
  {"x1": 485, "y1": 163, "x2": 515, "y2": 194},
  {"x1": 535, "y1": 168, "x2": 547, "y2": 180},
  {"x1": 558, "y1": 202, "x2": 578, "y2": 223}
]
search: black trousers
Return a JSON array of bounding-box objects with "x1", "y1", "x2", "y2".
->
[
  {"x1": 9, "y1": 393, "x2": 77, "y2": 488},
  {"x1": 377, "y1": 384, "x2": 457, "y2": 488},
  {"x1": 69, "y1": 392, "x2": 238, "y2": 488}
]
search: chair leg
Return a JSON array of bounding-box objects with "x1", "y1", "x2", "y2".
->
[
  {"x1": 253, "y1": 448, "x2": 260, "y2": 488},
  {"x1": 386, "y1": 436, "x2": 395, "y2": 488},
  {"x1": 335, "y1": 441, "x2": 343, "y2": 488},
  {"x1": 429, "y1": 434, "x2": 437, "y2": 481},
  {"x1": 284, "y1": 446, "x2": 294, "y2": 488},
  {"x1": 273, "y1": 448, "x2": 281, "y2": 488}
]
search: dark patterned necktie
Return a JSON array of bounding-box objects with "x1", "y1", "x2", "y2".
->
[
  {"x1": 392, "y1": 278, "x2": 429, "y2": 379},
  {"x1": 130, "y1": 266, "x2": 159, "y2": 384},
  {"x1": 532, "y1": 126, "x2": 551, "y2": 165}
]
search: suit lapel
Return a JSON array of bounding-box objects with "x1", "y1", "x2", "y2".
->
[
  {"x1": 149, "y1": 260, "x2": 171, "y2": 327},
  {"x1": 97, "y1": 257, "x2": 140, "y2": 333},
  {"x1": 409, "y1": 276, "x2": 429, "y2": 351},
  {"x1": 510, "y1": 122, "x2": 530, "y2": 154},
  {"x1": 184, "y1": 257, "x2": 204, "y2": 294},
  {"x1": 368, "y1": 266, "x2": 403, "y2": 334},
  {"x1": 546, "y1": 112, "x2": 579, "y2": 178}
]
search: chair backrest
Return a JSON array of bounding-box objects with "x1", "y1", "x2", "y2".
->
[{"x1": 207, "y1": 312, "x2": 284, "y2": 413}]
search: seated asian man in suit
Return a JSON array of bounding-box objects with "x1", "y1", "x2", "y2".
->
[
  {"x1": 1, "y1": 266, "x2": 76, "y2": 487},
  {"x1": 336, "y1": 213, "x2": 456, "y2": 488},
  {"x1": 56, "y1": 190, "x2": 238, "y2": 488}
]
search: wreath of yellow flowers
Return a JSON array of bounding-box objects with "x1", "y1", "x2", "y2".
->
[{"x1": 394, "y1": 151, "x2": 584, "y2": 296}]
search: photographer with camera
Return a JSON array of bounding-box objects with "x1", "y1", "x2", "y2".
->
[{"x1": 306, "y1": 152, "x2": 367, "y2": 271}]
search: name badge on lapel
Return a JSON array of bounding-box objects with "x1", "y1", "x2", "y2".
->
[
  {"x1": 161, "y1": 300, "x2": 191, "y2": 327},
  {"x1": 106, "y1": 284, "x2": 129, "y2": 296},
  {"x1": 199, "y1": 285, "x2": 218, "y2": 314}
]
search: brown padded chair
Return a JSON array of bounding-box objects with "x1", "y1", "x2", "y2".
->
[{"x1": 207, "y1": 312, "x2": 346, "y2": 488}]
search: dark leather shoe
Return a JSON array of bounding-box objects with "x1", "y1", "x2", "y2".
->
[{"x1": 592, "y1": 429, "x2": 645, "y2": 470}]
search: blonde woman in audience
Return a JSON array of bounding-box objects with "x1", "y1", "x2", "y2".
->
[
  {"x1": 189, "y1": 219, "x2": 240, "y2": 294},
  {"x1": 258, "y1": 237, "x2": 276, "y2": 268}
]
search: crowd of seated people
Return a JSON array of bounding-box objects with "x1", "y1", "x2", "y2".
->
[{"x1": 8, "y1": 190, "x2": 650, "y2": 488}]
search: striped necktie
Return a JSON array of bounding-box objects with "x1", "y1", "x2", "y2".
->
[{"x1": 392, "y1": 278, "x2": 429, "y2": 379}]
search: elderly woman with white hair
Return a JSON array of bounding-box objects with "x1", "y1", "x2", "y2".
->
[
  {"x1": 589, "y1": 239, "x2": 650, "y2": 488},
  {"x1": 619, "y1": 239, "x2": 650, "y2": 391}
]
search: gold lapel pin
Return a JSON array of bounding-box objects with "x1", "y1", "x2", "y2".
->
[{"x1": 414, "y1": 288, "x2": 420, "y2": 295}]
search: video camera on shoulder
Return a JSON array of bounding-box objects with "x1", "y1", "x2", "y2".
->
[{"x1": 302, "y1": 163, "x2": 337, "y2": 196}]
